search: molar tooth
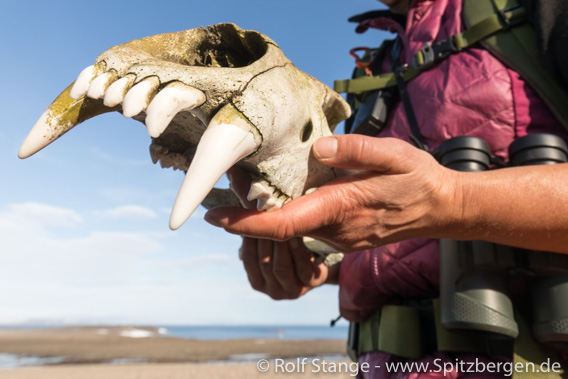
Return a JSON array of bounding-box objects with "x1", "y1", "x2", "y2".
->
[
  {"x1": 247, "y1": 181, "x2": 274, "y2": 201},
  {"x1": 122, "y1": 76, "x2": 160, "y2": 118},
  {"x1": 149, "y1": 144, "x2": 169, "y2": 164},
  {"x1": 70, "y1": 65, "x2": 99, "y2": 99},
  {"x1": 145, "y1": 82, "x2": 206, "y2": 138},
  {"x1": 104, "y1": 74, "x2": 136, "y2": 107},
  {"x1": 87, "y1": 71, "x2": 118, "y2": 99}
]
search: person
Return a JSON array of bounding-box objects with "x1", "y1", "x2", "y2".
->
[{"x1": 205, "y1": 0, "x2": 568, "y2": 377}]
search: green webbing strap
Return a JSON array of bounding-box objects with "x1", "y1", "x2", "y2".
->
[
  {"x1": 334, "y1": 66, "x2": 419, "y2": 94},
  {"x1": 357, "y1": 306, "x2": 423, "y2": 359},
  {"x1": 334, "y1": 3, "x2": 526, "y2": 95}
]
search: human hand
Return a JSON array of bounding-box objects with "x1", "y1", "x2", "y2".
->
[
  {"x1": 206, "y1": 135, "x2": 462, "y2": 252},
  {"x1": 240, "y1": 237, "x2": 334, "y2": 300}
]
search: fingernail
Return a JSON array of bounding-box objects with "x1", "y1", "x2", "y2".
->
[
  {"x1": 314, "y1": 137, "x2": 337, "y2": 160},
  {"x1": 204, "y1": 213, "x2": 222, "y2": 227}
]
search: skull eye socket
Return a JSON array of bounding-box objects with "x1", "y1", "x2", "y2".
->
[
  {"x1": 301, "y1": 120, "x2": 313, "y2": 143},
  {"x1": 186, "y1": 24, "x2": 268, "y2": 69}
]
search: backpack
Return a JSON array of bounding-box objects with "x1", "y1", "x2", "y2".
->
[{"x1": 335, "y1": 0, "x2": 568, "y2": 137}]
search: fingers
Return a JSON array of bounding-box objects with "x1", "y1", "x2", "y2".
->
[
  {"x1": 288, "y1": 238, "x2": 317, "y2": 286},
  {"x1": 313, "y1": 135, "x2": 428, "y2": 174},
  {"x1": 69, "y1": 64, "x2": 206, "y2": 138},
  {"x1": 257, "y1": 239, "x2": 284, "y2": 296},
  {"x1": 273, "y1": 240, "x2": 304, "y2": 292},
  {"x1": 205, "y1": 184, "x2": 348, "y2": 243},
  {"x1": 240, "y1": 237, "x2": 264, "y2": 292},
  {"x1": 240, "y1": 237, "x2": 313, "y2": 300}
]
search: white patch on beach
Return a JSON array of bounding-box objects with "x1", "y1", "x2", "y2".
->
[
  {"x1": 205, "y1": 353, "x2": 270, "y2": 365},
  {"x1": 157, "y1": 327, "x2": 168, "y2": 335},
  {"x1": 0, "y1": 353, "x2": 67, "y2": 369},
  {"x1": 119, "y1": 329, "x2": 155, "y2": 338},
  {"x1": 228, "y1": 353, "x2": 269, "y2": 362}
]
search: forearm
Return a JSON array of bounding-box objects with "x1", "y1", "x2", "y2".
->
[{"x1": 447, "y1": 163, "x2": 568, "y2": 253}]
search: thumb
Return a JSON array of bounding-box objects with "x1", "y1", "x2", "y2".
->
[{"x1": 313, "y1": 135, "x2": 425, "y2": 174}]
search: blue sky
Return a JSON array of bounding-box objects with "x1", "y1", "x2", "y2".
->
[{"x1": 1, "y1": 1, "x2": 390, "y2": 326}]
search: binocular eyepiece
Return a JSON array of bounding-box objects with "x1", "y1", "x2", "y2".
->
[{"x1": 435, "y1": 133, "x2": 568, "y2": 349}]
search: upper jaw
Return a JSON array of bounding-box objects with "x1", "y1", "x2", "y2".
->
[{"x1": 18, "y1": 23, "x2": 350, "y2": 230}]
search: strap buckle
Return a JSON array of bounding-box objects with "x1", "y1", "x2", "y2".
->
[
  {"x1": 497, "y1": 4, "x2": 526, "y2": 31},
  {"x1": 412, "y1": 37, "x2": 459, "y2": 70}
]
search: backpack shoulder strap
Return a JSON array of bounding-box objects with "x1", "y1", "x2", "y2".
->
[
  {"x1": 334, "y1": 3, "x2": 526, "y2": 94},
  {"x1": 463, "y1": 0, "x2": 568, "y2": 132}
]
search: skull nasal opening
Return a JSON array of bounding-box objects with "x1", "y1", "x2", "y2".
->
[
  {"x1": 301, "y1": 120, "x2": 313, "y2": 143},
  {"x1": 198, "y1": 24, "x2": 269, "y2": 68}
]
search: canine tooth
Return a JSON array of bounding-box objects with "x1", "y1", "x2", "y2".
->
[
  {"x1": 19, "y1": 109, "x2": 58, "y2": 159},
  {"x1": 70, "y1": 65, "x2": 98, "y2": 99},
  {"x1": 104, "y1": 75, "x2": 136, "y2": 107},
  {"x1": 87, "y1": 72, "x2": 117, "y2": 99},
  {"x1": 19, "y1": 84, "x2": 114, "y2": 159},
  {"x1": 247, "y1": 181, "x2": 274, "y2": 201},
  {"x1": 146, "y1": 82, "x2": 206, "y2": 138},
  {"x1": 169, "y1": 123, "x2": 259, "y2": 230},
  {"x1": 122, "y1": 77, "x2": 160, "y2": 118}
]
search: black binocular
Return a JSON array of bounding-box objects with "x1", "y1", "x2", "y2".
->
[{"x1": 434, "y1": 133, "x2": 568, "y2": 349}]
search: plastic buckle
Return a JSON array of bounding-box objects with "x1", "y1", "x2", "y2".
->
[
  {"x1": 497, "y1": 4, "x2": 526, "y2": 31},
  {"x1": 412, "y1": 37, "x2": 458, "y2": 70},
  {"x1": 346, "y1": 322, "x2": 360, "y2": 362}
]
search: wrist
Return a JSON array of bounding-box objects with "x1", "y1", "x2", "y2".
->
[
  {"x1": 429, "y1": 168, "x2": 476, "y2": 240},
  {"x1": 438, "y1": 169, "x2": 490, "y2": 241},
  {"x1": 324, "y1": 262, "x2": 341, "y2": 285}
]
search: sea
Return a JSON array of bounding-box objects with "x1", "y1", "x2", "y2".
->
[
  {"x1": 0, "y1": 324, "x2": 349, "y2": 369},
  {"x1": 161, "y1": 324, "x2": 349, "y2": 340}
]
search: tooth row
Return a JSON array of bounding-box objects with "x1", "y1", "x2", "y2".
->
[
  {"x1": 69, "y1": 64, "x2": 206, "y2": 138},
  {"x1": 247, "y1": 179, "x2": 289, "y2": 211},
  {"x1": 149, "y1": 144, "x2": 190, "y2": 171}
]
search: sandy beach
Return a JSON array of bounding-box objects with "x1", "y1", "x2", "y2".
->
[{"x1": 0, "y1": 326, "x2": 352, "y2": 378}]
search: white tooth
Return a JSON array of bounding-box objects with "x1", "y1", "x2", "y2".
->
[
  {"x1": 18, "y1": 109, "x2": 59, "y2": 159},
  {"x1": 169, "y1": 123, "x2": 259, "y2": 230},
  {"x1": 257, "y1": 197, "x2": 277, "y2": 211},
  {"x1": 103, "y1": 75, "x2": 136, "y2": 107},
  {"x1": 87, "y1": 72, "x2": 117, "y2": 99},
  {"x1": 247, "y1": 181, "x2": 273, "y2": 201},
  {"x1": 304, "y1": 187, "x2": 318, "y2": 195},
  {"x1": 257, "y1": 197, "x2": 284, "y2": 212},
  {"x1": 122, "y1": 77, "x2": 160, "y2": 118},
  {"x1": 70, "y1": 65, "x2": 98, "y2": 99},
  {"x1": 145, "y1": 82, "x2": 206, "y2": 138}
]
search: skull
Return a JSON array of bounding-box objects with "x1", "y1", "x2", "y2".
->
[{"x1": 18, "y1": 23, "x2": 351, "y2": 231}]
